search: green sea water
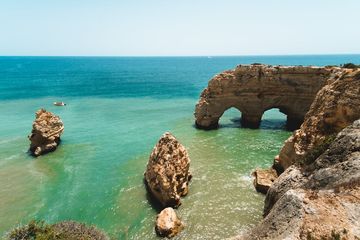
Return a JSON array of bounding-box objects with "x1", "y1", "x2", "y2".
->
[{"x1": 1, "y1": 56, "x2": 359, "y2": 239}]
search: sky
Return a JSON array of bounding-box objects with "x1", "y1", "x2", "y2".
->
[{"x1": 0, "y1": 0, "x2": 359, "y2": 56}]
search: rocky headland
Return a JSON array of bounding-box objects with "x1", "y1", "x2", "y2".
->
[
  {"x1": 195, "y1": 64, "x2": 344, "y2": 130},
  {"x1": 28, "y1": 109, "x2": 64, "y2": 157},
  {"x1": 195, "y1": 65, "x2": 360, "y2": 239},
  {"x1": 277, "y1": 68, "x2": 360, "y2": 169}
]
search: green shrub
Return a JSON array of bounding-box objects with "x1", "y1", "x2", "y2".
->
[
  {"x1": 8, "y1": 220, "x2": 60, "y2": 240},
  {"x1": 7, "y1": 220, "x2": 109, "y2": 240},
  {"x1": 340, "y1": 62, "x2": 360, "y2": 69}
]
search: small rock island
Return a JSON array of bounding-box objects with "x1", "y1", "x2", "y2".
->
[
  {"x1": 155, "y1": 207, "x2": 184, "y2": 238},
  {"x1": 144, "y1": 132, "x2": 191, "y2": 238},
  {"x1": 28, "y1": 109, "x2": 64, "y2": 157},
  {"x1": 144, "y1": 132, "x2": 191, "y2": 208}
]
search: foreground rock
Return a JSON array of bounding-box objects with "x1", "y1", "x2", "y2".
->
[
  {"x1": 277, "y1": 68, "x2": 360, "y2": 169},
  {"x1": 252, "y1": 168, "x2": 278, "y2": 194},
  {"x1": 235, "y1": 120, "x2": 360, "y2": 240},
  {"x1": 144, "y1": 132, "x2": 191, "y2": 208},
  {"x1": 8, "y1": 220, "x2": 109, "y2": 240},
  {"x1": 155, "y1": 207, "x2": 184, "y2": 238},
  {"x1": 195, "y1": 64, "x2": 344, "y2": 130},
  {"x1": 28, "y1": 109, "x2": 64, "y2": 156}
]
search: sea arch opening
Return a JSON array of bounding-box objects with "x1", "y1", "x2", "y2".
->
[
  {"x1": 260, "y1": 108, "x2": 287, "y2": 130},
  {"x1": 218, "y1": 107, "x2": 243, "y2": 128}
]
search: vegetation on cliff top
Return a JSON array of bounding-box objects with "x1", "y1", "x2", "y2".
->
[{"x1": 340, "y1": 63, "x2": 360, "y2": 69}]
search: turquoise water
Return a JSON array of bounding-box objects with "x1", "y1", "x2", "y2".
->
[{"x1": 1, "y1": 55, "x2": 360, "y2": 239}]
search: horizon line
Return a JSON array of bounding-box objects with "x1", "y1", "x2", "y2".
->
[{"x1": 1, "y1": 53, "x2": 360, "y2": 58}]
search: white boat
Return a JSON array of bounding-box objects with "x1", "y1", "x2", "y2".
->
[{"x1": 53, "y1": 101, "x2": 66, "y2": 106}]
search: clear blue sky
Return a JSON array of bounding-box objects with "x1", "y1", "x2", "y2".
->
[{"x1": 1, "y1": 0, "x2": 359, "y2": 56}]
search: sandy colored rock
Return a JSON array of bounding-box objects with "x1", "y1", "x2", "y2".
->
[
  {"x1": 252, "y1": 168, "x2": 278, "y2": 194},
  {"x1": 235, "y1": 120, "x2": 360, "y2": 240},
  {"x1": 277, "y1": 69, "x2": 360, "y2": 169},
  {"x1": 155, "y1": 207, "x2": 184, "y2": 238},
  {"x1": 195, "y1": 64, "x2": 344, "y2": 130},
  {"x1": 144, "y1": 132, "x2": 191, "y2": 208},
  {"x1": 28, "y1": 109, "x2": 64, "y2": 157}
]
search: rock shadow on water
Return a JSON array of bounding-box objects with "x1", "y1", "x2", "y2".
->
[
  {"x1": 259, "y1": 119, "x2": 287, "y2": 130},
  {"x1": 143, "y1": 179, "x2": 165, "y2": 213},
  {"x1": 194, "y1": 117, "x2": 287, "y2": 130}
]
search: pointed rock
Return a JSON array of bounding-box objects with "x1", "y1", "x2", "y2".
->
[
  {"x1": 144, "y1": 132, "x2": 191, "y2": 208},
  {"x1": 28, "y1": 109, "x2": 64, "y2": 157}
]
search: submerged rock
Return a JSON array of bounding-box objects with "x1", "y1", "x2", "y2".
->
[
  {"x1": 252, "y1": 168, "x2": 278, "y2": 194},
  {"x1": 144, "y1": 132, "x2": 191, "y2": 208},
  {"x1": 155, "y1": 207, "x2": 184, "y2": 238},
  {"x1": 28, "y1": 109, "x2": 64, "y2": 157}
]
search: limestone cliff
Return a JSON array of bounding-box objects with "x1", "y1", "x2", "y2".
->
[
  {"x1": 235, "y1": 120, "x2": 360, "y2": 240},
  {"x1": 230, "y1": 67, "x2": 360, "y2": 239},
  {"x1": 28, "y1": 109, "x2": 64, "y2": 157},
  {"x1": 144, "y1": 132, "x2": 191, "y2": 208},
  {"x1": 277, "y1": 69, "x2": 360, "y2": 169},
  {"x1": 195, "y1": 64, "x2": 343, "y2": 130}
]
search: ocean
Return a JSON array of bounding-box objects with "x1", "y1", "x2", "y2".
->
[{"x1": 1, "y1": 55, "x2": 360, "y2": 239}]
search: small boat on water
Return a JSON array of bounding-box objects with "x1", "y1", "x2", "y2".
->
[{"x1": 53, "y1": 101, "x2": 66, "y2": 106}]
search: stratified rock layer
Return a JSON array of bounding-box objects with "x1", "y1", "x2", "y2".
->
[
  {"x1": 195, "y1": 64, "x2": 343, "y2": 130},
  {"x1": 278, "y1": 69, "x2": 360, "y2": 169},
  {"x1": 28, "y1": 109, "x2": 64, "y2": 157},
  {"x1": 144, "y1": 132, "x2": 191, "y2": 208},
  {"x1": 236, "y1": 120, "x2": 360, "y2": 240},
  {"x1": 155, "y1": 207, "x2": 184, "y2": 238}
]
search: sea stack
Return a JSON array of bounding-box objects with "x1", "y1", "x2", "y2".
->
[
  {"x1": 155, "y1": 207, "x2": 184, "y2": 238},
  {"x1": 144, "y1": 132, "x2": 191, "y2": 208},
  {"x1": 28, "y1": 109, "x2": 64, "y2": 157}
]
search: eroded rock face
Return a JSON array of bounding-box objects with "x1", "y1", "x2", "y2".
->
[
  {"x1": 236, "y1": 120, "x2": 360, "y2": 240},
  {"x1": 155, "y1": 207, "x2": 184, "y2": 238},
  {"x1": 195, "y1": 64, "x2": 343, "y2": 130},
  {"x1": 252, "y1": 168, "x2": 278, "y2": 194},
  {"x1": 28, "y1": 109, "x2": 64, "y2": 157},
  {"x1": 144, "y1": 132, "x2": 191, "y2": 208},
  {"x1": 277, "y1": 69, "x2": 360, "y2": 169}
]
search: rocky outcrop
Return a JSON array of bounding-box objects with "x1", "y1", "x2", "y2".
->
[
  {"x1": 277, "y1": 69, "x2": 360, "y2": 169},
  {"x1": 235, "y1": 120, "x2": 360, "y2": 240},
  {"x1": 28, "y1": 109, "x2": 64, "y2": 157},
  {"x1": 155, "y1": 207, "x2": 184, "y2": 238},
  {"x1": 144, "y1": 132, "x2": 191, "y2": 208},
  {"x1": 252, "y1": 168, "x2": 278, "y2": 194},
  {"x1": 195, "y1": 64, "x2": 344, "y2": 130}
]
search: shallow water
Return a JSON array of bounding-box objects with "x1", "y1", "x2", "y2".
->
[{"x1": 1, "y1": 55, "x2": 359, "y2": 239}]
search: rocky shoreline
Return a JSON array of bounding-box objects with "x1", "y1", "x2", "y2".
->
[
  {"x1": 7, "y1": 63, "x2": 359, "y2": 239},
  {"x1": 194, "y1": 64, "x2": 360, "y2": 239}
]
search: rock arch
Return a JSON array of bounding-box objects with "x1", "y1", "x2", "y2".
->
[{"x1": 195, "y1": 64, "x2": 343, "y2": 130}]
